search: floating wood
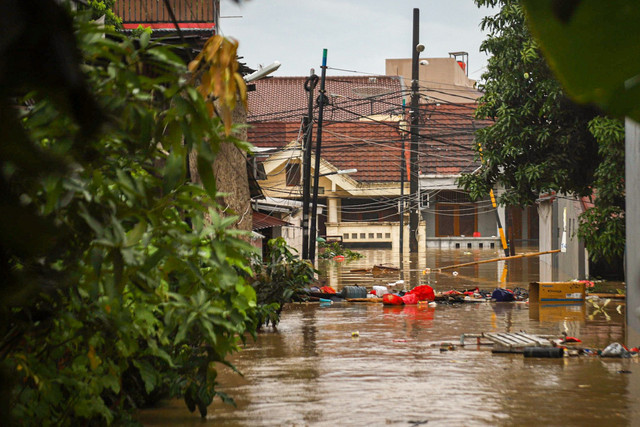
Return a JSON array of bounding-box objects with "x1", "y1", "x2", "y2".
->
[
  {"x1": 372, "y1": 264, "x2": 400, "y2": 276},
  {"x1": 437, "y1": 249, "x2": 561, "y2": 271},
  {"x1": 588, "y1": 292, "x2": 626, "y2": 300}
]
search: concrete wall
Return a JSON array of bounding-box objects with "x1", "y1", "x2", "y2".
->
[
  {"x1": 625, "y1": 118, "x2": 640, "y2": 347},
  {"x1": 326, "y1": 220, "x2": 426, "y2": 253},
  {"x1": 538, "y1": 195, "x2": 588, "y2": 282},
  {"x1": 538, "y1": 200, "x2": 555, "y2": 282},
  {"x1": 385, "y1": 57, "x2": 482, "y2": 104}
]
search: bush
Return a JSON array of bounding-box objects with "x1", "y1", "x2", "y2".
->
[
  {"x1": 1, "y1": 10, "x2": 257, "y2": 424},
  {"x1": 250, "y1": 238, "x2": 317, "y2": 328},
  {"x1": 318, "y1": 241, "x2": 364, "y2": 260}
]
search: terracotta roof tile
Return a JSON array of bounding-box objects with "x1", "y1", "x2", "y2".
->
[
  {"x1": 418, "y1": 103, "x2": 491, "y2": 175},
  {"x1": 247, "y1": 83, "x2": 491, "y2": 183},
  {"x1": 247, "y1": 76, "x2": 405, "y2": 123}
]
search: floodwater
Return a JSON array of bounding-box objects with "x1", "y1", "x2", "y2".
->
[{"x1": 138, "y1": 249, "x2": 637, "y2": 426}]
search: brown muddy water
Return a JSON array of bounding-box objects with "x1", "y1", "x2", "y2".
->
[{"x1": 138, "y1": 249, "x2": 638, "y2": 426}]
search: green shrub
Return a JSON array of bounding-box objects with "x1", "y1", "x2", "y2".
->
[
  {"x1": 1, "y1": 11, "x2": 257, "y2": 424},
  {"x1": 318, "y1": 241, "x2": 364, "y2": 260},
  {"x1": 250, "y1": 238, "x2": 317, "y2": 328}
]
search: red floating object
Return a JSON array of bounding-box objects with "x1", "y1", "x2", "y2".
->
[{"x1": 383, "y1": 293, "x2": 404, "y2": 306}]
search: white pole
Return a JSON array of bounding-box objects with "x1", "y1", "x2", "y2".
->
[{"x1": 626, "y1": 118, "x2": 640, "y2": 347}]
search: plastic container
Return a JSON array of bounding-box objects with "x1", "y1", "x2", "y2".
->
[
  {"x1": 523, "y1": 347, "x2": 564, "y2": 358},
  {"x1": 341, "y1": 286, "x2": 368, "y2": 299},
  {"x1": 372, "y1": 285, "x2": 389, "y2": 297}
]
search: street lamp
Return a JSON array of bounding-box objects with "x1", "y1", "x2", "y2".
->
[{"x1": 319, "y1": 168, "x2": 357, "y2": 177}]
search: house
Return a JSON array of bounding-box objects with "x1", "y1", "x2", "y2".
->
[
  {"x1": 247, "y1": 71, "x2": 503, "y2": 253},
  {"x1": 415, "y1": 102, "x2": 502, "y2": 249},
  {"x1": 385, "y1": 53, "x2": 482, "y2": 104},
  {"x1": 115, "y1": 0, "x2": 219, "y2": 47},
  {"x1": 386, "y1": 54, "x2": 539, "y2": 251}
]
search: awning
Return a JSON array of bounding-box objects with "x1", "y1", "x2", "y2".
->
[{"x1": 252, "y1": 211, "x2": 291, "y2": 231}]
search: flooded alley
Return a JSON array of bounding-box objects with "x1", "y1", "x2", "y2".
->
[{"x1": 138, "y1": 249, "x2": 637, "y2": 426}]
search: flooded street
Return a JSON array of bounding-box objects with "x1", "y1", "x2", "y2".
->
[{"x1": 138, "y1": 249, "x2": 638, "y2": 426}]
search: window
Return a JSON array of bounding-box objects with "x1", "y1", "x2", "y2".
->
[
  {"x1": 352, "y1": 233, "x2": 358, "y2": 239},
  {"x1": 285, "y1": 163, "x2": 300, "y2": 186},
  {"x1": 385, "y1": 233, "x2": 391, "y2": 239},
  {"x1": 360, "y1": 233, "x2": 366, "y2": 239},
  {"x1": 343, "y1": 233, "x2": 349, "y2": 240},
  {"x1": 376, "y1": 233, "x2": 382, "y2": 239},
  {"x1": 368, "y1": 233, "x2": 374, "y2": 239}
]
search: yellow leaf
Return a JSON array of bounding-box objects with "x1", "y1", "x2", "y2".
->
[{"x1": 88, "y1": 345, "x2": 101, "y2": 370}]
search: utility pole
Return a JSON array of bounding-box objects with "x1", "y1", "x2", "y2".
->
[
  {"x1": 301, "y1": 69, "x2": 318, "y2": 260},
  {"x1": 309, "y1": 49, "x2": 328, "y2": 264},
  {"x1": 409, "y1": 8, "x2": 421, "y2": 254},
  {"x1": 399, "y1": 100, "x2": 407, "y2": 260}
]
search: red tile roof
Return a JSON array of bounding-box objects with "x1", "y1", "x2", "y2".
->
[
  {"x1": 418, "y1": 103, "x2": 491, "y2": 175},
  {"x1": 247, "y1": 78, "x2": 491, "y2": 182},
  {"x1": 247, "y1": 75, "x2": 405, "y2": 123},
  {"x1": 249, "y1": 121, "x2": 303, "y2": 148},
  {"x1": 319, "y1": 121, "x2": 404, "y2": 183}
]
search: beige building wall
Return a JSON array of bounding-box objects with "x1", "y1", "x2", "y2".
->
[{"x1": 386, "y1": 57, "x2": 482, "y2": 104}]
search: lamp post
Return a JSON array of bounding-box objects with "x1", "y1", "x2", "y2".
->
[{"x1": 319, "y1": 168, "x2": 357, "y2": 177}]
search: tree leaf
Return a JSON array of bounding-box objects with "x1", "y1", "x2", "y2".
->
[{"x1": 522, "y1": 0, "x2": 640, "y2": 121}]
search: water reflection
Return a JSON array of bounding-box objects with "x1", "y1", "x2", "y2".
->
[
  {"x1": 137, "y1": 249, "x2": 636, "y2": 426},
  {"x1": 138, "y1": 301, "x2": 637, "y2": 426},
  {"x1": 321, "y1": 248, "x2": 542, "y2": 293}
]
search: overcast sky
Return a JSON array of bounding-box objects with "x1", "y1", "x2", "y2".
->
[{"x1": 219, "y1": 0, "x2": 495, "y2": 81}]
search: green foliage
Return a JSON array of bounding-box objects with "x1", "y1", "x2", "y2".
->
[
  {"x1": 250, "y1": 238, "x2": 316, "y2": 328},
  {"x1": 522, "y1": 0, "x2": 640, "y2": 122},
  {"x1": 460, "y1": 0, "x2": 601, "y2": 207},
  {"x1": 578, "y1": 117, "x2": 625, "y2": 262},
  {"x1": 463, "y1": 0, "x2": 626, "y2": 262},
  {"x1": 318, "y1": 241, "x2": 364, "y2": 261},
  {"x1": 1, "y1": 10, "x2": 257, "y2": 425},
  {"x1": 82, "y1": 0, "x2": 122, "y2": 29}
]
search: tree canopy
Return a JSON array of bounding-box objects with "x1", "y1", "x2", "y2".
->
[
  {"x1": 460, "y1": 0, "x2": 625, "y2": 263},
  {"x1": 1, "y1": 5, "x2": 262, "y2": 424}
]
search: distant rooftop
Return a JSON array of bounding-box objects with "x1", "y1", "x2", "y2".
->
[{"x1": 247, "y1": 75, "x2": 405, "y2": 123}]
